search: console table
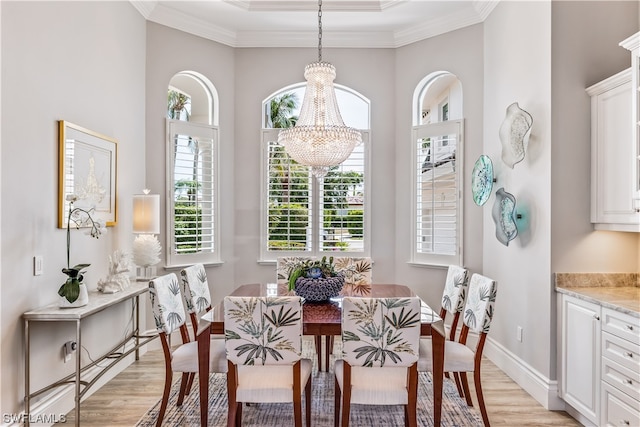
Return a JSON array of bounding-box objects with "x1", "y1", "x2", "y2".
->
[{"x1": 23, "y1": 282, "x2": 157, "y2": 426}]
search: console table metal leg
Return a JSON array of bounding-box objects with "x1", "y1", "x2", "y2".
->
[
  {"x1": 24, "y1": 319, "x2": 30, "y2": 427},
  {"x1": 135, "y1": 295, "x2": 140, "y2": 360},
  {"x1": 74, "y1": 320, "x2": 81, "y2": 427}
]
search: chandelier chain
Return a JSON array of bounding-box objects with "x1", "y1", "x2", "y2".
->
[{"x1": 317, "y1": 0, "x2": 323, "y2": 62}]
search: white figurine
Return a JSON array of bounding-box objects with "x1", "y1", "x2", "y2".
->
[{"x1": 97, "y1": 250, "x2": 133, "y2": 293}]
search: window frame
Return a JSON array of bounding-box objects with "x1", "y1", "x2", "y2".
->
[{"x1": 165, "y1": 119, "x2": 221, "y2": 268}]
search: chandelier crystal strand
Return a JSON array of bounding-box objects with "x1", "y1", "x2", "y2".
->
[{"x1": 277, "y1": 0, "x2": 361, "y2": 180}]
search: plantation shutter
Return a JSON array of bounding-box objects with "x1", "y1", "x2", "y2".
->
[
  {"x1": 167, "y1": 119, "x2": 219, "y2": 267},
  {"x1": 263, "y1": 129, "x2": 313, "y2": 253},
  {"x1": 412, "y1": 120, "x2": 463, "y2": 266}
]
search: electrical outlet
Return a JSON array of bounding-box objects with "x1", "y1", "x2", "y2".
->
[
  {"x1": 516, "y1": 326, "x2": 523, "y2": 342},
  {"x1": 33, "y1": 256, "x2": 43, "y2": 276},
  {"x1": 63, "y1": 341, "x2": 77, "y2": 363}
]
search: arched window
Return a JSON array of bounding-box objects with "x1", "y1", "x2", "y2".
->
[
  {"x1": 260, "y1": 83, "x2": 370, "y2": 260},
  {"x1": 166, "y1": 71, "x2": 220, "y2": 267},
  {"x1": 411, "y1": 71, "x2": 464, "y2": 266}
]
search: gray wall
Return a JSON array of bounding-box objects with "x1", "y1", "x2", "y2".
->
[{"x1": 1, "y1": 1, "x2": 146, "y2": 416}]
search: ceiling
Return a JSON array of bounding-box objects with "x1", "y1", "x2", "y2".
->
[{"x1": 130, "y1": 0, "x2": 499, "y2": 48}]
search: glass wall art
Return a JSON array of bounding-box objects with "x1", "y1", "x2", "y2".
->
[
  {"x1": 499, "y1": 102, "x2": 533, "y2": 168},
  {"x1": 492, "y1": 187, "x2": 518, "y2": 246},
  {"x1": 471, "y1": 155, "x2": 494, "y2": 206}
]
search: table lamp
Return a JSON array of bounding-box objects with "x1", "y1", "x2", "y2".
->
[{"x1": 132, "y1": 189, "x2": 161, "y2": 281}]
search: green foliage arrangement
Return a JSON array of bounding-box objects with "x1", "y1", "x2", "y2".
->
[{"x1": 287, "y1": 256, "x2": 338, "y2": 291}]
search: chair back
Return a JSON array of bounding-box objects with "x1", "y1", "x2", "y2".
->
[
  {"x1": 463, "y1": 274, "x2": 497, "y2": 334},
  {"x1": 180, "y1": 263, "x2": 211, "y2": 314},
  {"x1": 224, "y1": 296, "x2": 303, "y2": 366},
  {"x1": 441, "y1": 265, "x2": 469, "y2": 315},
  {"x1": 341, "y1": 297, "x2": 421, "y2": 367},
  {"x1": 276, "y1": 257, "x2": 314, "y2": 288},
  {"x1": 149, "y1": 273, "x2": 187, "y2": 336},
  {"x1": 333, "y1": 257, "x2": 373, "y2": 295}
]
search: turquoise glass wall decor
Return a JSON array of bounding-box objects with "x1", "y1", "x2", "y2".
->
[
  {"x1": 492, "y1": 187, "x2": 518, "y2": 246},
  {"x1": 471, "y1": 155, "x2": 494, "y2": 206},
  {"x1": 499, "y1": 102, "x2": 533, "y2": 169}
]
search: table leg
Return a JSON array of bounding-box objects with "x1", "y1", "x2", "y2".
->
[
  {"x1": 24, "y1": 320, "x2": 30, "y2": 427},
  {"x1": 431, "y1": 328, "x2": 444, "y2": 427},
  {"x1": 197, "y1": 322, "x2": 211, "y2": 427},
  {"x1": 75, "y1": 320, "x2": 81, "y2": 427}
]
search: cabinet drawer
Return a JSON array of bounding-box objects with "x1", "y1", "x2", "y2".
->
[
  {"x1": 602, "y1": 308, "x2": 640, "y2": 346},
  {"x1": 601, "y1": 382, "x2": 640, "y2": 427},
  {"x1": 603, "y1": 356, "x2": 640, "y2": 401},
  {"x1": 603, "y1": 332, "x2": 640, "y2": 374}
]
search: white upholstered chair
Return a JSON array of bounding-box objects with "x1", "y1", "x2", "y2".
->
[
  {"x1": 180, "y1": 263, "x2": 213, "y2": 337},
  {"x1": 335, "y1": 297, "x2": 422, "y2": 427},
  {"x1": 149, "y1": 273, "x2": 227, "y2": 427},
  {"x1": 224, "y1": 296, "x2": 312, "y2": 427},
  {"x1": 418, "y1": 273, "x2": 497, "y2": 427}
]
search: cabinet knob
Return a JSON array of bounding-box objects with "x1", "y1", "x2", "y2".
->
[
  {"x1": 621, "y1": 420, "x2": 630, "y2": 426},
  {"x1": 625, "y1": 379, "x2": 633, "y2": 385},
  {"x1": 626, "y1": 325, "x2": 634, "y2": 331},
  {"x1": 594, "y1": 315, "x2": 600, "y2": 321},
  {"x1": 625, "y1": 352, "x2": 634, "y2": 358}
]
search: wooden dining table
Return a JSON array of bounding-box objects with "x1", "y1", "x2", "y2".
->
[{"x1": 196, "y1": 283, "x2": 446, "y2": 427}]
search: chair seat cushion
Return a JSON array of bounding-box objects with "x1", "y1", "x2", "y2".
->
[
  {"x1": 334, "y1": 360, "x2": 409, "y2": 405},
  {"x1": 171, "y1": 338, "x2": 227, "y2": 373},
  {"x1": 235, "y1": 358, "x2": 313, "y2": 403},
  {"x1": 417, "y1": 338, "x2": 474, "y2": 372}
]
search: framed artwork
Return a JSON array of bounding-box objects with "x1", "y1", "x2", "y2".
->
[{"x1": 58, "y1": 121, "x2": 117, "y2": 228}]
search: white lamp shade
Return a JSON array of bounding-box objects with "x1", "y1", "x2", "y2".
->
[{"x1": 133, "y1": 193, "x2": 160, "y2": 234}]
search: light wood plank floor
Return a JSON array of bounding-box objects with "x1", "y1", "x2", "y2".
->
[{"x1": 59, "y1": 348, "x2": 579, "y2": 426}]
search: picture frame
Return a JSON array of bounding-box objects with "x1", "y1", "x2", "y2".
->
[{"x1": 58, "y1": 120, "x2": 117, "y2": 228}]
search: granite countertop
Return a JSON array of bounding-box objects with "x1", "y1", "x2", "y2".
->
[{"x1": 555, "y1": 273, "x2": 640, "y2": 318}]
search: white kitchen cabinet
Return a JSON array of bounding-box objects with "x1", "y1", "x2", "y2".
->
[
  {"x1": 587, "y1": 69, "x2": 638, "y2": 232},
  {"x1": 560, "y1": 294, "x2": 601, "y2": 425},
  {"x1": 586, "y1": 31, "x2": 640, "y2": 233},
  {"x1": 600, "y1": 307, "x2": 640, "y2": 427}
]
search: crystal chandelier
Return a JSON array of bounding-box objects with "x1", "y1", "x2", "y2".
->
[{"x1": 277, "y1": 0, "x2": 362, "y2": 179}]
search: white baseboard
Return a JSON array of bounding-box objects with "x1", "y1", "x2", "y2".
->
[
  {"x1": 4, "y1": 342, "x2": 150, "y2": 427},
  {"x1": 484, "y1": 336, "x2": 565, "y2": 411}
]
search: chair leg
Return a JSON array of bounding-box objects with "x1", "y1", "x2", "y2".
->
[
  {"x1": 156, "y1": 370, "x2": 172, "y2": 427},
  {"x1": 406, "y1": 364, "x2": 418, "y2": 427},
  {"x1": 460, "y1": 372, "x2": 473, "y2": 406},
  {"x1": 334, "y1": 376, "x2": 341, "y2": 427},
  {"x1": 227, "y1": 363, "x2": 239, "y2": 427},
  {"x1": 474, "y1": 368, "x2": 490, "y2": 427},
  {"x1": 315, "y1": 335, "x2": 323, "y2": 372},
  {"x1": 235, "y1": 403, "x2": 242, "y2": 427},
  {"x1": 305, "y1": 375, "x2": 312, "y2": 427},
  {"x1": 453, "y1": 372, "x2": 465, "y2": 398},
  {"x1": 341, "y1": 364, "x2": 352, "y2": 427},
  {"x1": 293, "y1": 361, "x2": 303, "y2": 427},
  {"x1": 176, "y1": 372, "x2": 190, "y2": 405},
  {"x1": 185, "y1": 372, "x2": 195, "y2": 396}
]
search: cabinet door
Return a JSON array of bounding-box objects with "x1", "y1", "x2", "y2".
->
[
  {"x1": 591, "y1": 76, "x2": 636, "y2": 227},
  {"x1": 561, "y1": 295, "x2": 601, "y2": 424}
]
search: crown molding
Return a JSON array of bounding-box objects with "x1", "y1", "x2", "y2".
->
[{"x1": 131, "y1": 0, "x2": 499, "y2": 48}]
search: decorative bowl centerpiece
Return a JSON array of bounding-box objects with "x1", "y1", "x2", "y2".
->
[{"x1": 288, "y1": 256, "x2": 345, "y2": 302}]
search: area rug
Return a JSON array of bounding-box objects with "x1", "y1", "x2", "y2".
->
[{"x1": 137, "y1": 341, "x2": 483, "y2": 426}]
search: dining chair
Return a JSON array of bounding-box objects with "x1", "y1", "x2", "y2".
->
[
  {"x1": 335, "y1": 297, "x2": 422, "y2": 427},
  {"x1": 419, "y1": 265, "x2": 469, "y2": 395},
  {"x1": 149, "y1": 273, "x2": 227, "y2": 427},
  {"x1": 224, "y1": 296, "x2": 312, "y2": 427},
  {"x1": 180, "y1": 263, "x2": 225, "y2": 395},
  {"x1": 180, "y1": 263, "x2": 213, "y2": 338},
  {"x1": 417, "y1": 273, "x2": 497, "y2": 427}
]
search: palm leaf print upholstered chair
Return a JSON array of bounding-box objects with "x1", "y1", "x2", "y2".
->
[
  {"x1": 149, "y1": 273, "x2": 227, "y2": 427},
  {"x1": 418, "y1": 265, "x2": 469, "y2": 395},
  {"x1": 180, "y1": 263, "x2": 214, "y2": 338},
  {"x1": 335, "y1": 297, "x2": 422, "y2": 427},
  {"x1": 180, "y1": 263, "x2": 224, "y2": 394},
  {"x1": 334, "y1": 257, "x2": 373, "y2": 297},
  {"x1": 224, "y1": 296, "x2": 312, "y2": 427},
  {"x1": 418, "y1": 273, "x2": 497, "y2": 427}
]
